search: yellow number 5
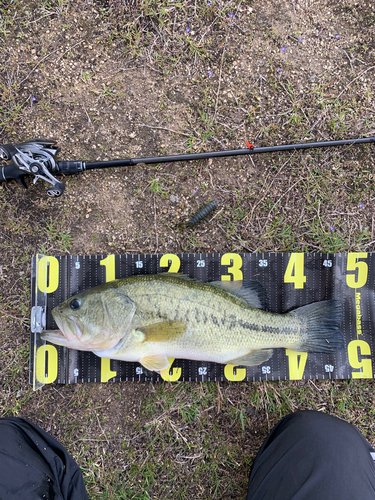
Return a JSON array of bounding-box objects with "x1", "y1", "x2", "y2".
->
[{"x1": 346, "y1": 253, "x2": 368, "y2": 289}]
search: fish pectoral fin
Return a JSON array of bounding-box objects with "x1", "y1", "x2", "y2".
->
[
  {"x1": 227, "y1": 349, "x2": 273, "y2": 366},
  {"x1": 140, "y1": 355, "x2": 170, "y2": 372},
  {"x1": 139, "y1": 321, "x2": 186, "y2": 342}
]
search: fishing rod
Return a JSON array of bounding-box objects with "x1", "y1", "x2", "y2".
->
[{"x1": 0, "y1": 136, "x2": 374, "y2": 198}]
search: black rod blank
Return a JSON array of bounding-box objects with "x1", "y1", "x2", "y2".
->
[{"x1": 84, "y1": 137, "x2": 375, "y2": 170}]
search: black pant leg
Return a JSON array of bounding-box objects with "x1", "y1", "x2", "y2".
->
[
  {"x1": 0, "y1": 417, "x2": 88, "y2": 500},
  {"x1": 246, "y1": 410, "x2": 375, "y2": 500}
]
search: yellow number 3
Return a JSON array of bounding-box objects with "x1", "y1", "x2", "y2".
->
[{"x1": 221, "y1": 253, "x2": 243, "y2": 281}]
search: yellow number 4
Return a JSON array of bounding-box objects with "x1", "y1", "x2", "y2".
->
[{"x1": 284, "y1": 253, "x2": 306, "y2": 289}]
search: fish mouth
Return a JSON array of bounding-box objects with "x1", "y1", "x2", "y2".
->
[
  {"x1": 52, "y1": 309, "x2": 85, "y2": 342},
  {"x1": 40, "y1": 329, "x2": 71, "y2": 346}
]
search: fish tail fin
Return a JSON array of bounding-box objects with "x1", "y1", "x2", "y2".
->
[{"x1": 289, "y1": 299, "x2": 344, "y2": 353}]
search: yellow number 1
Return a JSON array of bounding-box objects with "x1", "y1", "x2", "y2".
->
[
  {"x1": 100, "y1": 255, "x2": 116, "y2": 282},
  {"x1": 99, "y1": 256, "x2": 117, "y2": 381}
]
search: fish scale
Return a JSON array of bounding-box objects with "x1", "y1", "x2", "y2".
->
[{"x1": 125, "y1": 282, "x2": 302, "y2": 356}]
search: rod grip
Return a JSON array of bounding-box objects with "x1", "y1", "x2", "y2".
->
[
  {"x1": 57, "y1": 161, "x2": 84, "y2": 175},
  {"x1": 0, "y1": 164, "x2": 29, "y2": 188}
]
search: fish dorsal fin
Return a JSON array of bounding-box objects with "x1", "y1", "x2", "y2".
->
[
  {"x1": 136, "y1": 321, "x2": 186, "y2": 342},
  {"x1": 160, "y1": 273, "x2": 193, "y2": 280},
  {"x1": 209, "y1": 280, "x2": 268, "y2": 310},
  {"x1": 227, "y1": 349, "x2": 273, "y2": 366},
  {"x1": 159, "y1": 273, "x2": 268, "y2": 309}
]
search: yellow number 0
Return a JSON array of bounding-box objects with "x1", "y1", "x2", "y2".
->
[
  {"x1": 35, "y1": 345, "x2": 58, "y2": 384},
  {"x1": 224, "y1": 364, "x2": 246, "y2": 381},
  {"x1": 37, "y1": 256, "x2": 59, "y2": 293}
]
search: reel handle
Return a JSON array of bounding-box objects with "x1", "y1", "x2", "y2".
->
[{"x1": 46, "y1": 181, "x2": 65, "y2": 198}]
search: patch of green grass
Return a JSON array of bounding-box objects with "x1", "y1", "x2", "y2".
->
[
  {"x1": 41, "y1": 0, "x2": 68, "y2": 16},
  {"x1": 149, "y1": 177, "x2": 168, "y2": 198},
  {"x1": 40, "y1": 217, "x2": 73, "y2": 252},
  {"x1": 81, "y1": 71, "x2": 94, "y2": 82}
]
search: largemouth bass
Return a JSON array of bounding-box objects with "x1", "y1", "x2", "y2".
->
[{"x1": 41, "y1": 274, "x2": 344, "y2": 371}]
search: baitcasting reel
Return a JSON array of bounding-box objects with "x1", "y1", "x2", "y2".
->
[{"x1": 0, "y1": 138, "x2": 83, "y2": 197}]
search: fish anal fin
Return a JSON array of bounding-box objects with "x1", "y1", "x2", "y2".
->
[
  {"x1": 227, "y1": 349, "x2": 273, "y2": 366},
  {"x1": 140, "y1": 354, "x2": 170, "y2": 372},
  {"x1": 140, "y1": 321, "x2": 186, "y2": 342}
]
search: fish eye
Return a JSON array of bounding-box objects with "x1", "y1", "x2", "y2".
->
[{"x1": 70, "y1": 299, "x2": 81, "y2": 310}]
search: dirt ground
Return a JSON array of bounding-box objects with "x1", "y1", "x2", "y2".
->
[{"x1": 0, "y1": 0, "x2": 375, "y2": 498}]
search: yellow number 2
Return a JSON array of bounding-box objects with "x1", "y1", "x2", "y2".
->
[
  {"x1": 160, "y1": 358, "x2": 182, "y2": 381},
  {"x1": 160, "y1": 254, "x2": 181, "y2": 273}
]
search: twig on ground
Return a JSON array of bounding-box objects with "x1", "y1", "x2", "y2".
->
[
  {"x1": 261, "y1": 179, "x2": 301, "y2": 232},
  {"x1": 244, "y1": 153, "x2": 296, "y2": 229},
  {"x1": 18, "y1": 47, "x2": 60, "y2": 86},
  {"x1": 209, "y1": 206, "x2": 224, "y2": 222},
  {"x1": 336, "y1": 66, "x2": 375, "y2": 102},
  {"x1": 154, "y1": 195, "x2": 158, "y2": 253},
  {"x1": 96, "y1": 414, "x2": 110, "y2": 445},
  {"x1": 343, "y1": 50, "x2": 355, "y2": 74},
  {"x1": 214, "y1": 30, "x2": 230, "y2": 120},
  {"x1": 138, "y1": 123, "x2": 191, "y2": 137},
  {"x1": 54, "y1": 40, "x2": 84, "y2": 64},
  {"x1": 82, "y1": 103, "x2": 93, "y2": 126}
]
